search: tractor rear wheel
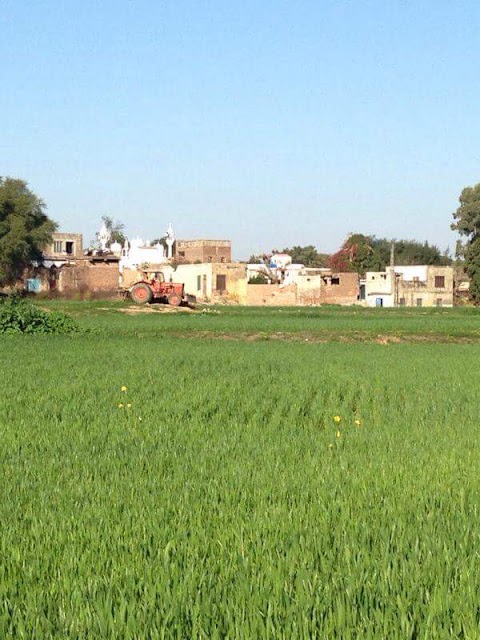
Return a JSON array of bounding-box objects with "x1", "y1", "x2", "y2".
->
[
  {"x1": 131, "y1": 283, "x2": 153, "y2": 305},
  {"x1": 167, "y1": 292, "x2": 182, "y2": 307}
]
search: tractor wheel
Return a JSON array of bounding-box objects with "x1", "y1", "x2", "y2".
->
[
  {"x1": 167, "y1": 292, "x2": 182, "y2": 307},
  {"x1": 130, "y1": 283, "x2": 153, "y2": 305}
]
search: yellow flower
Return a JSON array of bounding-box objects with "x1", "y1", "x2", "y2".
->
[
  {"x1": 354, "y1": 419, "x2": 361, "y2": 427},
  {"x1": 333, "y1": 415, "x2": 341, "y2": 424},
  {"x1": 127, "y1": 403, "x2": 132, "y2": 408},
  {"x1": 328, "y1": 443, "x2": 333, "y2": 449},
  {"x1": 121, "y1": 385, "x2": 127, "y2": 392},
  {"x1": 138, "y1": 417, "x2": 142, "y2": 421},
  {"x1": 118, "y1": 403, "x2": 124, "y2": 408},
  {"x1": 336, "y1": 430, "x2": 341, "y2": 438}
]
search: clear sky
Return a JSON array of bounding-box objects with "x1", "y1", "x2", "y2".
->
[{"x1": 2, "y1": 0, "x2": 480, "y2": 259}]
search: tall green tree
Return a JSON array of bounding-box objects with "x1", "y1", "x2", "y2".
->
[
  {"x1": 0, "y1": 177, "x2": 57, "y2": 286},
  {"x1": 329, "y1": 233, "x2": 451, "y2": 275},
  {"x1": 281, "y1": 245, "x2": 329, "y2": 267},
  {"x1": 452, "y1": 183, "x2": 480, "y2": 302}
]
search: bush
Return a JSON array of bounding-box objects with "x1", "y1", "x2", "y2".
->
[
  {"x1": 248, "y1": 273, "x2": 269, "y2": 284},
  {"x1": 0, "y1": 296, "x2": 79, "y2": 335}
]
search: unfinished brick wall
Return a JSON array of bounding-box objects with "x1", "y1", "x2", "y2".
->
[
  {"x1": 246, "y1": 284, "x2": 297, "y2": 306},
  {"x1": 60, "y1": 261, "x2": 120, "y2": 295},
  {"x1": 297, "y1": 272, "x2": 359, "y2": 305}
]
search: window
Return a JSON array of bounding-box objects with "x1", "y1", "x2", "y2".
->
[
  {"x1": 416, "y1": 298, "x2": 423, "y2": 307},
  {"x1": 381, "y1": 274, "x2": 386, "y2": 280},
  {"x1": 399, "y1": 298, "x2": 406, "y2": 306},
  {"x1": 220, "y1": 256, "x2": 226, "y2": 263},
  {"x1": 66, "y1": 241, "x2": 74, "y2": 255},
  {"x1": 207, "y1": 256, "x2": 212, "y2": 263},
  {"x1": 178, "y1": 251, "x2": 185, "y2": 258},
  {"x1": 436, "y1": 298, "x2": 443, "y2": 307},
  {"x1": 331, "y1": 277, "x2": 340, "y2": 285},
  {"x1": 216, "y1": 274, "x2": 226, "y2": 291},
  {"x1": 435, "y1": 275, "x2": 445, "y2": 288},
  {"x1": 197, "y1": 275, "x2": 201, "y2": 291},
  {"x1": 53, "y1": 241, "x2": 63, "y2": 253}
]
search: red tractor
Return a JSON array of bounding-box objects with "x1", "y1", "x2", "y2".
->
[{"x1": 129, "y1": 272, "x2": 195, "y2": 306}]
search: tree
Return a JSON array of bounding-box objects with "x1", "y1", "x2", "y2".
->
[
  {"x1": 329, "y1": 234, "x2": 380, "y2": 273},
  {"x1": 0, "y1": 177, "x2": 57, "y2": 286},
  {"x1": 452, "y1": 183, "x2": 480, "y2": 302},
  {"x1": 329, "y1": 233, "x2": 451, "y2": 275},
  {"x1": 372, "y1": 237, "x2": 450, "y2": 268},
  {"x1": 281, "y1": 245, "x2": 329, "y2": 267},
  {"x1": 248, "y1": 253, "x2": 270, "y2": 264}
]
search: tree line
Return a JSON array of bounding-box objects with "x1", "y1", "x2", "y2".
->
[
  {"x1": 1, "y1": 175, "x2": 480, "y2": 303},
  {"x1": 250, "y1": 235, "x2": 451, "y2": 274}
]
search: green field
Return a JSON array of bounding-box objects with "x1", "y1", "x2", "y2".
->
[{"x1": 1, "y1": 303, "x2": 480, "y2": 638}]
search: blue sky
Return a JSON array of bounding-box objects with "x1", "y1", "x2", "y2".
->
[{"x1": 2, "y1": 1, "x2": 480, "y2": 259}]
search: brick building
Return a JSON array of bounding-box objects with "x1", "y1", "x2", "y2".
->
[
  {"x1": 296, "y1": 271, "x2": 359, "y2": 305},
  {"x1": 246, "y1": 272, "x2": 360, "y2": 306},
  {"x1": 29, "y1": 256, "x2": 120, "y2": 296},
  {"x1": 44, "y1": 232, "x2": 84, "y2": 259},
  {"x1": 27, "y1": 231, "x2": 120, "y2": 296},
  {"x1": 176, "y1": 239, "x2": 232, "y2": 263}
]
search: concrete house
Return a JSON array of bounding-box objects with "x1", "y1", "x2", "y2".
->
[
  {"x1": 168, "y1": 262, "x2": 246, "y2": 303},
  {"x1": 365, "y1": 265, "x2": 454, "y2": 307}
]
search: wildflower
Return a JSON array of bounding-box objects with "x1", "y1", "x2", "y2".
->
[
  {"x1": 354, "y1": 419, "x2": 361, "y2": 427},
  {"x1": 127, "y1": 403, "x2": 132, "y2": 408},
  {"x1": 138, "y1": 417, "x2": 142, "y2": 421},
  {"x1": 121, "y1": 385, "x2": 127, "y2": 392},
  {"x1": 336, "y1": 430, "x2": 341, "y2": 438},
  {"x1": 328, "y1": 443, "x2": 333, "y2": 449},
  {"x1": 118, "y1": 403, "x2": 124, "y2": 408},
  {"x1": 333, "y1": 415, "x2": 341, "y2": 424}
]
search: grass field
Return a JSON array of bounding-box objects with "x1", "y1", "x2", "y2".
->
[{"x1": 1, "y1": 303, "x2": 480, "y2": 638}]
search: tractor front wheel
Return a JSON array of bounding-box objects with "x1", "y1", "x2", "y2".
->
[
  {"x1": 167, "y1": 292, "x2": 182, "y2": 307},
  {"x1": 131, "y1": 283, "x2": 153, "y2": 305}
]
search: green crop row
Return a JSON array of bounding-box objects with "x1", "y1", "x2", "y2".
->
[{"x1": 1, "y1": 312, "x2": 480, "y2": 637}]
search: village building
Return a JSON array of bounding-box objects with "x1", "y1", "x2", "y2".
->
[
  {"x1": 28, "y1": 231, "x2": 120, "y2": 296},
  {"x1": 245, "y1": 255, "x2": 360, "y2": 306},
  {"x1": 164, "y1": 262, "x2": 246, "y2": 303},
  {"x1": 365, "y1": 265, "x2": 454, "y2": 307},
  {"x1": 245, "y1": 270, "x2": 360, "y2": 306},
  {"x1": 44, "y1": 232, "x2": 84, "y2": 259},
  {"x1": 175, "y1": 239, "x2": 231, "y2": 263}
]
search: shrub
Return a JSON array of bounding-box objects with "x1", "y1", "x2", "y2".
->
[{"x1": 0, "y1": 296, "x2": 79, "y2": 335}]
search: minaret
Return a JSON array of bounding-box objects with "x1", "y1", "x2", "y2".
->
[
  {"x1": 98, "y1": 222, "x2": 111, "y2": 251},
  {"x1": 165, "y1": 223, "x2": 175, "y2": 259}
]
